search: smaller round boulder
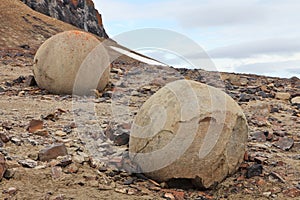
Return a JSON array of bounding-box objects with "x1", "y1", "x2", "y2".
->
[
  {"x1": 33, "y1": 30, "x2": 110, "y2": 95},
  {"x1": 129, "y1": 80, "x2": 248, "y2": 189}
]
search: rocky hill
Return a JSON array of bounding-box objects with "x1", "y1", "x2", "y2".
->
[
  {"x1": 0, "y1": 0, "x2": 300, "y2": 199},
  {"x1": 21, "y1": 0, "x2": 108, "y2": 38}
]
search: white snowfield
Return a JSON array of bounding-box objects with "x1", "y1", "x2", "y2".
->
[{"x1": 109, "y1": 46, "x2": 167, "y2": 66}]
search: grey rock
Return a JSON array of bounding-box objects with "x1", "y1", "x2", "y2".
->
[
  {"x1": 18, "y1": 159, "x2": 38, "y2": 168},
  {"x1": 21, "y1": 0, "x2": 108, "y2": 38}
]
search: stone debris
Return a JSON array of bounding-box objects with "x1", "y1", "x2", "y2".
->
[
  {"x1": 27, "y1": 119, "x2": 43, "y2": 133},
  {"x1": 273, "y1": 137, "x2": 294, "y2": 151},
  {"x1": 245, "y1": 164, "x2": 263, "y2": 178},
  {"x1": 275, "y1": 92, "x2": 291, "y2": 100},
  {"x1": 18, "y1": 159, "x2": 38, "y2": 168},
  {"x1": 38, "y1": 143, "x2": 68, "y2": 162}
]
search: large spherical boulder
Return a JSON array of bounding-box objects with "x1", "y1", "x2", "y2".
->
[
  {"x1": 129, "y1": 80, "x2": 248, "y2": 188},
  {"x1": 33, "y1": 30, "x2": 110, "y2": 95}
]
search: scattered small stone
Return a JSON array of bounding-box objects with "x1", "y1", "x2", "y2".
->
[
  {"x1": 56, "y1": 155, "x2": 72, "y2": 167},
  {"x1": 164, "y1": 193, "x2": 175, "y2": 200},
  {"x1": 115, "y1": 188, "x2": 127, "y2": 194},
  {"x1": 283, "y1": 188, "x2": 300, "y2": 198},
  {"x1": 270, "y1": 107, "x2": 279, "y2": 113},
  {"x1": 25, "y1": 75, "x2": 37, "y2": 86},
  {"x1": 10, "y1": 137, "x2": 22, "y2": 146},
  {"x1": 27, "y1": 119, "x2": 43, "y2": 133},
  {"x1": 0, "y1": 132, "x2": 10, "y2": 143},
  {"x1": 0, "y1": 86, "x2": 5, "y2": 93},
  {"x1": 275, "y1": 92, "x2": 291, "y2": 100},
  {"x1": 38, "y1": 143, "x2": 68, "y2": 162},
  {"x1": 5, "y1": 187, "x2": 17, "y2": 196},
  {"x1": 270, "y1": 171, "x2": 286, "y2": 183},
  {"x1": 246, "y1": 164, "x2": 263, "y2": 178},
  {"x1": 28, "y1": 153, "x2": 39, "y2": 160},
  {"x1": 18, "y1": 159, "x2": 37, "y2": 168},
  {"x1": 114, "y1": 132, "x2": 129, "y2": 146},
  {"x1": 254, "y1": 156, "x2": 267, "y2": 164},
  {"x1": 263, "y1": 192, "x2": 272, "y2": 197},
  {"x1": 127, "y1": 188, "x2": 138, "y2": 195},
  {"x1": 239, "y1": 93, "x2": 252, "y2": 102},
  {"x1": 291, "y1": 96, "x2": 300, "y2": 104},
  {"x1": 98, "y1": 184, "x2": 113, "y2": 190},
  {"x1": 3, "y1": 168, "x2": 15, "y2": 179},
  {"x1": 34, "y1": 129, "x2": 49, "y2": 137},
  {"x1": 273, "y1": 137, "x2": 294, "y2": 151},
  {"x1": 55, "y1": 130, "x2": 67, "y2": 137},
  {"x1": 123, "y1": 177, "x2": 134, "y2": 185},
  {"x1": 251, "y1": 132, "x2": 266, "y2": 142},
  {"x1": 51, "y1": 166, "x2": 62, "y2": 179},
  {"x1": 63, "y1": 163, "x2": 79, "y2": 174}
]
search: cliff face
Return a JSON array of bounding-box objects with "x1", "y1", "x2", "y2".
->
[{"x1": 21, "y1": 0, "x2": 108, "y2": 38}]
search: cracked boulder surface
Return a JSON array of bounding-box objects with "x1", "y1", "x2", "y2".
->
[{"x1": 129, "y1": 80, "x2": 249, "y2": 189}]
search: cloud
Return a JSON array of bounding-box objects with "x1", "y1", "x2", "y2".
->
[
  {"x1": 234, "y1": 60, "x2": 300, "y2": 78},
  {"x1": 94, "y1": 0, "x2": 300, "y2": 78},
  {"x1": 208, "y1": 37, "x2": 300, "y2": 58}
]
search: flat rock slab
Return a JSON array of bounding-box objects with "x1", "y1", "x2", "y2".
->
[{"x1": 38, "y1": 143, "x2": 68, "y2": 162}]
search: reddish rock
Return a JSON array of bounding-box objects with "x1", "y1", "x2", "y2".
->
[
  {"x1": 27, "y1": 119, "x2": 43, "y2": 133},
  {"x1": 284, "y1": 188, "x2": 300, "y2": 198},
  {"x1": 38, "y1": 143, "x2": 68, "y2": 162}
]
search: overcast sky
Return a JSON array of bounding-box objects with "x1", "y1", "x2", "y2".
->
[{"x1": 94, "y1": 0, "x2": 300, "y2": 78}]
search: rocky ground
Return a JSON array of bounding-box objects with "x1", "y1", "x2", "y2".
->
[
  {"x1": 0, "y1": 42, "x2": 300, "y2": 200},
  {"x1": 1, "y1": 0, "x2": 300, "y2": 200}
]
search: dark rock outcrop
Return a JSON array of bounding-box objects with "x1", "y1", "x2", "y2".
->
[{"x1": 21, "y1": 0, "x2": 108, "y2": 38}]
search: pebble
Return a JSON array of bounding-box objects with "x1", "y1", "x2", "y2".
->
[
  {"x1": 246, "y1": 164, "x2": 263, "y2": 178},
  {"x1": 11, "y1": 137, "x2": 22, "y2": 146},
  {"x1": 55, "y1": 130, "x2": 67, "y2": 137},
  {"x1": 0, "y1": 86, "x2": 5, "y2": 93},
  {"x1": 115, "y1": 188, "x2": 127, "y2": 194},
  {"x1": 3, "y1": 168, "x2": 16, "y2": 179},
  {"x1": 263, "y1": 192, "x2": 272, "y2": 197},
  {"x1": 291, "y1": 96, "x2": 300, "y2": 104},
  {"x1": 0, "y1": 132, "x2": 10, "y2": 143},
  {"x1": 27, "y1": 119, "x2": 44, "y2": 133},
  {"x1": 275, "y1": 92, "x2": 291, "y2": 100},
  {"x1": 18, "y1": 159, "x2": 37, "y2": 168},
  {"x1": 164, "y1": 193, "x2": 175, "y2": 200},
  {"x1": 273, "y1": 137, "x2": 294, "y2": 151},
  {"x1": 38, "y1": 143, "x2": 68, "y2": 162}
]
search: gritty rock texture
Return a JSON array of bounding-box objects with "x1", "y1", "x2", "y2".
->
[
  {"x1": 21, "y1": 0, "x2": 108, "y2": 38},
  {"x1": 33, "y1": 30, "x2": 110, "y2": 94},
  {"x1": 0, "y1": 153, "x2": 7, "y2": 181},
  {"x1": 129, "y1": 80, "x2": 249, "y2": 189},
  {"x1": 38, "y1": 143, "x2": 68, "y2": 162}
]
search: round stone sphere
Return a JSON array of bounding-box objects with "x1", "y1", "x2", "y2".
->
[
  {"x1": 33, "y1": 30, "x2": 110, "y2": 95},
  {"x1": 129, "y1": 80, "x2": 248, "y2": 189}
]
